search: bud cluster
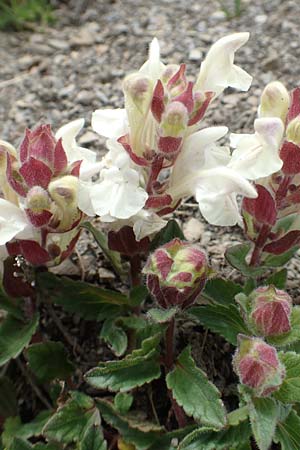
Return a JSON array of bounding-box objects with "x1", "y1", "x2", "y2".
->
[
  {"x1": 143, "y1": 238, "x2": 211, "y2": 309},
  {"x1": 1, "y1": 124, "x2": 85, "y2": 266},
  {"x1": 242, "y1": 83, "x2": 300, "y2": 258}
]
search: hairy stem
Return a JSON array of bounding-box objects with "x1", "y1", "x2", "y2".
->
[{"x1": 249, "y1": 224, "x2": 271, "y2": 266}]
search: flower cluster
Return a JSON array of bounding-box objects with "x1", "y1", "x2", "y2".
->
[{"x1": 0, "y1": 120, "x2": 97, "y2": 268}]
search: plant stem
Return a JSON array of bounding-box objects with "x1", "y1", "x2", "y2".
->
[
  {"x1": 129, "y1": 254, "x2": 141, "y2": 287},
  {"x1": 165, "y1": 318, "x2": 187, "y2": 428},
  {"x1": 249, "y1": 224, "x2": 271, "y2": 266}
]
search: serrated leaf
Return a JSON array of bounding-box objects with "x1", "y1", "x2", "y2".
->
[
  {"x1": 178, "y1": 421, "x2": 251, "y2": 449},
  {"x1": 203, "y1": 278, "x2": 243, "y2": 305},
  {"x1": 0, "y1": 313, "x2": 39, "y2": 366},
  {"x1": 36, "y1": 272, "x2": 129, "y2": 321},
  {"x1": 188, "y1": 304, "x2": 250, "y2": 345},
  {"x1": 27, "y1": 341, "x2": 74, "y2": 382},
  {"x1": 43, "y1": 392, "x2": 97, "y2": 444},
  {"x1": 150, "y1": 219, "x2": 185, "y2": 250},
  {"x1": 274, "y1": 352, "x2": 300, "y2": 403},
  {"x1": 268, "y1": 307, "x2": 300, "y2": 347},
  {"x1": 227, "y1": 406, "x2": 249, "y2": 426},
  {"x1": 225, "y1": 244, "x2": 267, "y2": 277},
  {"x1": 100, "y1": 319, "x2": 128, "y2": 357},
  {"x1": 80, "y1": 423, "x2": 107, "y2": 450},
  {"x1": 3, "y1": 411, "x2": 52, "y2": 448},
  {"x1": 147, "y1": 307, "x2": 177, "y2": 324},
  {"x1": 166, "y1": 347, "x2": 226, "y2": 429},
  {"x1": 274, "y1": 409, "x2": 300, "y2": 450},
  {"x1": 246, "y1": 397, "x2": 279, "y2": 450},
  {"x1": 266, "y1": 269, "x2": 287, "y2": 289},
  {"x1": 96, "y1": 399, "x2": 163, "y2": 450},
  {"x1": 81, "y1": 222, "x2": 125, "y2": 278},
  {"x1": 0, "y1": 376, "x2": 17, "y2": 417},
  {"x1": 114, "y1": 393, "x2": 133, "y2": 415},
  {"x1": 85, "y1": 334, "x2": 161, "y2": 392}
]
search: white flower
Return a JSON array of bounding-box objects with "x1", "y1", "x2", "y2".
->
[
  {"x1": 55, "y1": 119, "x2": 99, "y2": 179},
  {"x1": 139, "y1": 37, "x2": 165, "y2": 79},
  {"x1": 229, "y1": 117, "x2": 284, "y2": 180},
  {"x1": 0, "y1": 198, "x2": 34, "y2": 245},
  {"x1": 169, "y1": 126, "x2": 257, "y2": 226},
  {"x1": 91, "y1": 109, "x2": 128, "y2": 140},
  {"x1": 78, "y1": 139, "x2": 148, "y2": 220},
  {"x1": 195, "y1": 32, "x2": 252, "y2": 97}
]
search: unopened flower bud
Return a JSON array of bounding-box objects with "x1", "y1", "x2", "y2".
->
[
  {"x1": 260, "y1": 81, "x2": 290, "y2": 123},
  {"x1": 123, "y1": 73, "x2": 153, "y2": 111},
  {"x1": 160, "y1": 101, "x2": 189, "y2": 138},
  {"x1": 26, "y1": 186, "x2": 51, "y2": 213},
  {"x1": 48, "y1": 175, "x2": 80, "y2": 231},
  {"x1": 143, "y1": 238, "x2": 211, "y2": 309},
  {"x1": 249, "y1": 285, "x2": 292, "y2": 336},
  {"x1": 233, "y1": 335, "x2": 285, "y2": 397},
  {"x1": 20, "y1": 125, "x2": 56, "y2": 166},
  {"x1": 286, "y1": 116, "x2": 300, "y2": 145}
]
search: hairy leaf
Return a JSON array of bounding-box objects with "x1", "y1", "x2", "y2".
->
[
  {"x1": 147, "y1": 307, "x2": 177, "y2": 323},
  {"x1": 203, "y1": 278, "x2": 242, "y2": 305},
  {"x1": 150, "y1": 219, "x2": 185, "y2": 250},
  {"x1": 114, "y1": 393, "x2": 133, "y2": 415},
  {"x1": 274, "y1": 409, "x2": 300, "y2": 450},
  {"x1": 225, "y1": 244, "x2": 266, "y2": 277},
  {"x1": 166, "y1": 347, "x2": 226, "y2": 429},
  {"x1": 266, "y1": 268, "x2": 288, "y2": 289},
  {"x1": 275, "y1": 352, "x2": 300, "y2": 403},
  {"x1": 100, "y1": 319, "x2": 128, "y2": 357},
  {"x1": 85, "y1": 334, "x2": 161, "y2": 392},
  {"x1": 268, "y1": 307, "x2": 300, "y2": 347},
  {"x1": 247, "y1": 396, "x2": 279, "y2": 450},
  {"x1": 80, "y1": 423, "x2": 107, "y2": 450},
  {"x1": 188, "y1": 304, "x2": 249, "y2": 345},
  {"x1": 27, "y1": 341, "x2": 74, "y2": 382},
  {"x1": 0, "y1": 313, "x2": 39, "y2": 366}
]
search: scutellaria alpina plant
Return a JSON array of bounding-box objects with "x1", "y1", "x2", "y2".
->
[{"x1": 1, "y1": 33, "x2": 300, "y2": 450}]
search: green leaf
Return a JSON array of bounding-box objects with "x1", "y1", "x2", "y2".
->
[
  {"x1": 114, "y1": 392, "x2": 133, "y2": 415},
  {"x1": 81, "y1": 222, "x2": 125, "y2": 278},
  {"x1": 37, "y1": 272, "x2": 129, "y2": 321},
  {"x1": 178, "y1": 421, "x2": 251, "y2": 449},
  {"x1": 274, "y1": 352, "x2": 300, "y2": 403},
  {"x1": 188, "y1": 304, "x2": 250, "y2": 345},
  {"x1": 96, "y1": 399, "x2": 163, "y2": 450},
  {"x1": 203, "y1": 278, "x2": 243, "y2": 305},
  {"x1": 80, "y1": 423, "x2": 107, "y2": 450},
  {"x1": 27, "y1": 341, "x2": 74, "y2": 383},
  {"x1": 0, "y1": 376, "x2": 17, "y2": 417},
  {"x1": 263, "y1": 246, "x2": 299, "y2": 267},
  {"x1": 8, "y1": 438, "x2": 32, "y2": 450},
  {"x1": 266, "y1": 268, "x2": 288, "y2": 289},
  {"x1": 166, "y1": 347, "x2": 226, "y2": 429},
  {"x1": 150, "y1": 219, "x2": 185, "y2": 250},
  {"x1": 227, "y1": 406, "x2": 249, "y2": 426},
  {"x1": 274, "y1": 409, "x2": 300, "y2": 450},
  {"x1": 33, "y1": 444, "x2": 62, "y2": 450},
  {"x1": 0, "y1": 313, "x2": 39, "y2": 366},
  {"x1": 85, "y1": 334, "x2": 161, "y2": 392},
  {"x1": 3, "y1": 411, "x2": 52, "y2": 448},
  {"x1": 268, "y1": 307, "x2": 300, "y2": 347},
  {"x1": 247, "y1": 397, "x2": 279, "y2": 450},
  {"x1": 43, "y1": 392, "x2": 98, "y2": 444},
  {"x1": 0, "y1": 285, "x2": 23, "y2": 319},
  {"x1": 147, "y1": 307, "x2": 177, "y2": 323},
  {"x1": 225, "y1": 244, "x2": 267, "y2": 277},
  {"x1": 100, "y1": 319, "x2": 128, "y2": 357},
  {"x1": 129, "y1": 285, "x2": 149, "y2": 307}
]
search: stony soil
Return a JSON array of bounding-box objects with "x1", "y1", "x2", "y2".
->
[
  {"x1": 0, "y1": 2, "x2": 300, "y2": 445},
  {"x1": 1, "y1": 0, "x2": 300, "y2": 296}
]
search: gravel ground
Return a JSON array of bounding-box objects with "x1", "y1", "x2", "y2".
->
[{"x1": 1, "y1": 0, "x2": 300, "y2": 295}]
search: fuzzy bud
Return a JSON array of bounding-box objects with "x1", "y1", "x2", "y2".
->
[
  {"x1": 260, "y1": 81, "x2": 290, "y2": 123},
  {"x1": 143, "y1": 238, "x2": 211, "y2": 309},
  {"x1": 48, "y1": 175, "x2": 80, "y2": 231},
  {"x1": 160, "y1": 101, "x2": 189, "y2": 138},
  {"x1": 26, "y1": 186, "x2": 51, "y2": 213},
  {"x1": 249, "y1": 285, "x2": 292, "y2": 336},
  {"x1": 123, "y1": 73, "x2": 153, "y2": 111},
  {"x1": 233, "y1": 335, "x2": 285, "y2": 397}
]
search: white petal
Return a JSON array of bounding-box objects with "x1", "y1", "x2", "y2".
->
[
  {"x1": 229, "y1": 117, "x2": 284, "y2": 179},
  {"x1": 55, "y1": 118, "x2": 85, "y2": 149},
  {"x1": 77, "y1": 181, "x2": 95, "y2": 216},
  {"x1": 196, "y1": 32, "x2": 252, "y2": 97},
  {"x1": 92, "y1": 108, "x2": 128, "y2": 139},
  {"x1": 0, "y1": 199, "x2": 32, "y2": 244},
  {"x1": 139, "y1": 38, "x2": 165, "y2": 80},
  {"x1": 133, "y1": 210, "x2": 167, "y2": 240},
  {"x1": 195, "y1": 166, "x2": 257, "y2": 226}
]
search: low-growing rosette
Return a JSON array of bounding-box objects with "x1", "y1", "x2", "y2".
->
[
  {"x1": 143, "y1": 237, "x2": 212, "y2": 309},
  {"x1": 233, "y1": 335, "x2": 285, "y2": 397}
]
